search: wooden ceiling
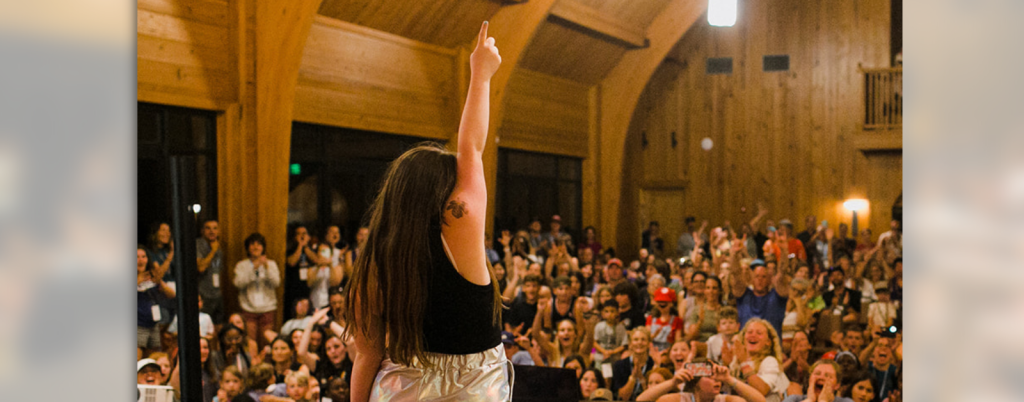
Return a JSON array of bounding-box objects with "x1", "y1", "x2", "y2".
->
[
  {"x1": 317, "y1": 0, "x2": 679, "y2": 84},
  {"x1": 317, "y1": 0, "x2": 502, "y2": 48},
  {"x1": 518, "y1": 21, "x2": 628, "y2": 85}
]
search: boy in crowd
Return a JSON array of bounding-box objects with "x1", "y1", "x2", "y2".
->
[
  {"x1": 706, "y1": 306, "x2": 739, "y2": 364},
  {"x1": 542, "y1": 276, "x2": 577, "y2": 330},
  {"x1": 593, "y1": 300, "x2": 629, "y2": 366},
  {"x1": 504, "y1": 274, "x2": 542, "y2": 334},
  {"x1": 868, "y1": 283, "x2": 898, "y2": 328}
]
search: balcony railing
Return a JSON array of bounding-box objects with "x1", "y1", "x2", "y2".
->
[{"x1": 863, "y1": 67, "x2": 902, "y2": 130}]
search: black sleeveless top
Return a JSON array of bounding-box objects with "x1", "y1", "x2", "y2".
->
[
  {"x1": 422, "y1": 225, "x2": 501, "y2": 354},
  {"x1": 551, "y1": 296, "x2": 578, "y2": 326}
]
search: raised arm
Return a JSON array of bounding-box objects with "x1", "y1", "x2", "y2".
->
[
  {"x1": 441, "y1": 22, "x2": 502, "y2": 286},
  {"x1": 748, "y1": 203, "x2": 768, "y2": 230},
  {"x1": 329, "y1": 245, "x2": 347, "y2": 287},
  {"x1": 531, "y1": 301, "x2": 556, "y2": 362},
  {"x1": 298, "y1": 308, "x2": 331, "y2": 369},
  {"x1": 502, "y1": 261, "x2": 522, "y2": 302},
  {"x1": 729, "y1": 245, "x2": 749, "y2": 297}
]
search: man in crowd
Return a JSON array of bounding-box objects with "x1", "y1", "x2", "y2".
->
[
  {"x1": 730, "y1": 246, "x2": 792, "y2": 336},
  {"x1": 641, "y1": 221, "x2": 664, "y2": 256},
  {"x1": 196, "y1": 219, "x2": 225, "y2": 326},
  {"x1": 505, "y1": 274, "x2": 542, "y2": 334},
  {"x1": 822, "y1": 267, "x2": 862, "y2": 323},
  {"x1": 542, "y1": 215, "x2": 570, "y2": 250},
  {"x1": 604, "y1": 258, "x2": 626, "y2": 289},
  {"x1": 676, "y1": 216, "x2": 700, "y2": 257}
]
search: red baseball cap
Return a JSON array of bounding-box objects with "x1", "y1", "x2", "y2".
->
[
  {"x1": 654, "y1": 287, "x2": 676, "y2": 303},
  {"x1": 607, "y1": 258, "x2": 623, "y2": 267}
]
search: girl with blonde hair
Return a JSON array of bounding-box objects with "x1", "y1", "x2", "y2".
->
[{"x1": 730, "y1": 318, "x2": 791, "y2": 402}]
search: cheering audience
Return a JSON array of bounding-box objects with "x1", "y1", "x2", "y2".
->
[{"x1": 139, "y1": 202, "x2": 901, "y2": 401}]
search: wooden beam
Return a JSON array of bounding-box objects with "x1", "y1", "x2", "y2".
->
[
  {"x1": 253, "y1": 0, "x2": 323, "y2": 326},
  {"x1": 476, "y1": 0, "x2": 560, "y2": 235},
  {"x1": 854, "y1": 128, "x2": 903, "y2": 151},
  {"x1": 548, "y1": 0, "x2": 647, "y2": 48},
  {"x1": 596, "y1": 0, "x2": 706, "y2": 253}
]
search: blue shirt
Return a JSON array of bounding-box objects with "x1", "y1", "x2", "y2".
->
[{"x1": 736, "y1": 287, "x2": 788, "y2": 335}]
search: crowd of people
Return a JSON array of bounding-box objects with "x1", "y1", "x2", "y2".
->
[
  {"x1": 137, "y1": 205, "x2": 903, "y2": 402},
  {"x1": 137, "y1": 220, "x2": 358, "y2": 402}
]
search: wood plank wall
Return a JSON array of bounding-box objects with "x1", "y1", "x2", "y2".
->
[
  {"x1": 137, "y1": 0, "x2": 237, "y2": 109},
  {"x1": 498, "y1": 68, "x2": 591, "y2": 158},
  {"x1": 618, "y1": 0, "x2": 899, "y2": 257},
  {"x1": 138, "y1": 0, "x2": 324, "y2": 325},
  {"x1": 293, "y1": 16, "x2": 461, "y2": 140}
]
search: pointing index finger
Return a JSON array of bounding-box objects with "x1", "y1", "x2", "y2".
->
[{"x1": 477, "y1": 21, "x2": 489, "y2": 48}]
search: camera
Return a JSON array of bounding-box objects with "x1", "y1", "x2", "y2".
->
[{"x1": 879, "y1": 325, "x2": 899, "y2": 338}]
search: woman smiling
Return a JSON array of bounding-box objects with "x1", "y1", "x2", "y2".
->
[{"x1": 730, "y1": 318, "x2": 790, "y2": 402}]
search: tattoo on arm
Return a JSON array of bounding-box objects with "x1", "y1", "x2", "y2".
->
[{"x1": 446, "y1": 200, "x2": 467, "y2": 219}]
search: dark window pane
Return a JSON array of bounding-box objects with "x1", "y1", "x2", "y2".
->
[{"x1": 558, "y1": 159, "x2": 581, "y2": 180}]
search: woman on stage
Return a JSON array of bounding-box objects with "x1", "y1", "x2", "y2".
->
[{"x1": 343, "y1": 21, "x2": 510, "y2": 402}]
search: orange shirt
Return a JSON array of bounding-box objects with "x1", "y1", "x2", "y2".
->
[{"x1": 772, "y1": 238, "x2": 807, "y2": 261}]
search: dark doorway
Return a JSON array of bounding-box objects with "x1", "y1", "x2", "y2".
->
[{"x1": 137, "y1": 102, "x2": 218, "y2": 247}]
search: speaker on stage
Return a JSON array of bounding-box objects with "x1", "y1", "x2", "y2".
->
[{"x1": 511, "y1": 365, "x2": 582, "y2": 402}]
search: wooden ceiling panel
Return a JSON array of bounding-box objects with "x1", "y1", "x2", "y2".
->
[
  {"x1": 573, "y1": 0, "x2": 675, "y2": 28},
  {"x1": 518, "y1": 21, "x2": 627, "y2": 85},
  {"x1": 317, "y1": 0, "x2": 501, "y2": 48}
]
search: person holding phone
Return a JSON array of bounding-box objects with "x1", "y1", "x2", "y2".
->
[
  {"x1": 636, "y1": 361, "x2": 767, "y2": 402},
  {"x1": 342, "y1": 21, "x2": 509, "y2": 402}
]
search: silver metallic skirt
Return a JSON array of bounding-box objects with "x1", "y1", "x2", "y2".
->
[{"x1": 369, "y1": 343, "x2": 514, "y2": 401}]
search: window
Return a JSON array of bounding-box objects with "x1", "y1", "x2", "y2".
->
[
  {"x1": 496, "y1": 149, "x2": 582, "y2": 240},
  {"x1": 137, "y1": 102, "x2": 217, "y2": 245},
  {"x1": 288, "y1": 122, "x2": 442, "y2": 242}
]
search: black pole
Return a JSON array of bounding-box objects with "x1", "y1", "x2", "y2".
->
[{"x1": 170, "y1": 156, "x2": 202, "y2": 402}]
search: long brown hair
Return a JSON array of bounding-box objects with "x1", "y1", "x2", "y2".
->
[{"x1": 343, "y1": 143, "x2": 501, "y2": 368}]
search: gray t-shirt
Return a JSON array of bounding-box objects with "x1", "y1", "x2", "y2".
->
[
  {"x1": 594, "y1": 320, "x2": 628, "y2": 350},
  {"x1": 511, "y1": 350, "x2": 535, "y2": 366},
  {"x1": 196, "y1": 238, "x2": 223, "y2": 301}
]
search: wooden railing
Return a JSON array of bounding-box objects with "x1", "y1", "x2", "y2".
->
[{"x1": 863, "y1": 67, "x2": 902, "y2": 130}]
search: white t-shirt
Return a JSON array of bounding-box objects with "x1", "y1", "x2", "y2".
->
[
  {"x1": 168, "y1": 312, "x2": 215, "y2": 338},
  {"x1": 868, "y1": 302, "x2": 898, "y2": 327},
  {"x1": 756, "y1": 356, "x2": 790, "y2": 402},
  {"x1": 735, "y1": 356, "x2": 790, "y2": 402}
]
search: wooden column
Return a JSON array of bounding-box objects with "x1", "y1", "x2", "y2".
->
[
  {"x1": 216, "y1": 0, "x2": 322, "y2": 324},
  {"x1": 596, "y1": 0, "x2": 706, "y2": 253}
]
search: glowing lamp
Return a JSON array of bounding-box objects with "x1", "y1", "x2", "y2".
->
[
  {"x1": 843, "y1": 199, "x2": 869, "y2": 212},
  {"x1": 843, "y1": 198, "x2": 868, "y2": 235},
  {"x1": 708, "y1": 0, "x2": 737, "y2": 27}
]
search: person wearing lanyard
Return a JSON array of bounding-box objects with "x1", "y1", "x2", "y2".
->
[{"x1": 867, "y1": 340, "x2": 898, "y2": 401}]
